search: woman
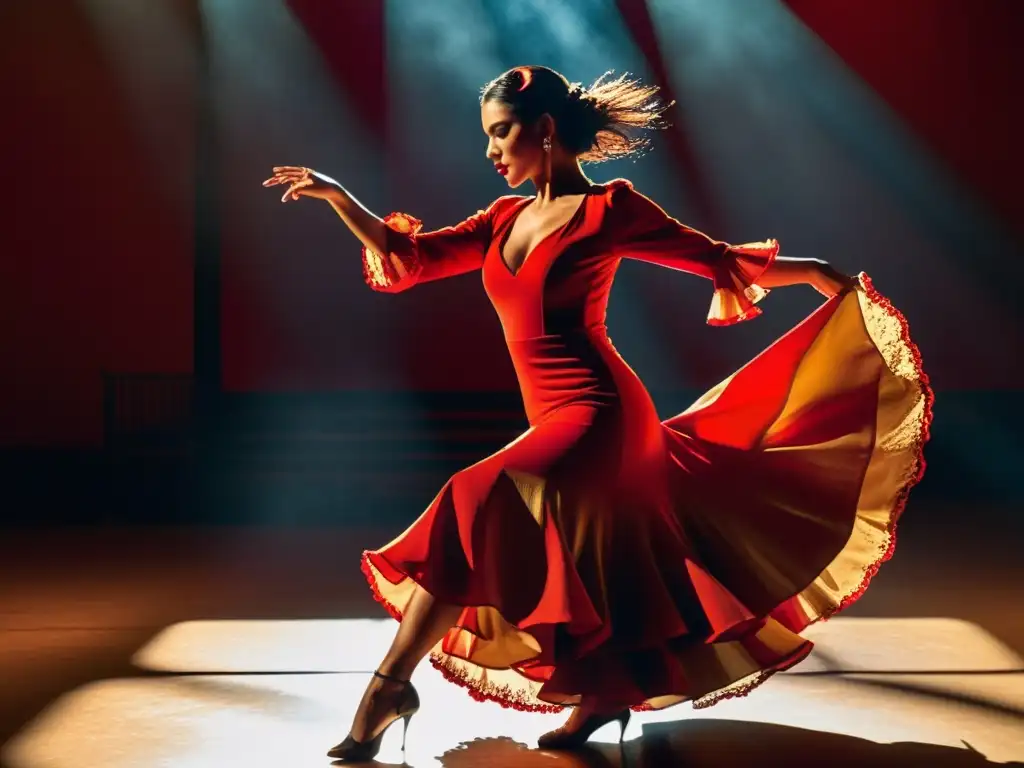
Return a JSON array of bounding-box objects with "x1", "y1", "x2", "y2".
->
[{"x1": 263, "y1": 65, "x2": 931, "y2": 761}]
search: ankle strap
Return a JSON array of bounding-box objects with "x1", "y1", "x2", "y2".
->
[{"x1": 374, "y1": 669, "x2": 410, "y2": 685}]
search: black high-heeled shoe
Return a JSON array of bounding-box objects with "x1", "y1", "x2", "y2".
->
[
  {"x1": 327, "y1": 669, "x2": 420, "y2": 762},
  {"x1": 537, "y1": 706, "x2": 631, "y2": 750}
]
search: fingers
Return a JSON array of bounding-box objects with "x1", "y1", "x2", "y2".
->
[
  {"x1": 264, "y1": 165, "x2": 315, "y2": 201},
  {"x1": 263, "y1": 166, "x2": 310, "y2": 187},
  {"x1": 272, "y1": 167, "x2": 309, "y2": 180},
  {"x1": 281, "y1": 178, "x2": 312, "y2": 202},
  {"x1": 264, "y1": 175, "x2": 302, "y2": 187}
]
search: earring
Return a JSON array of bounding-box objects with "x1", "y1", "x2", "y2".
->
[{"x1": 543, "y1": 136, "x2": 552, "y2": 153}]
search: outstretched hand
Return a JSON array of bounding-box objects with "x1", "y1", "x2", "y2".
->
[
  {"x1": 262, "y1": 166, "x2": 339, "y2": 203},
  {"x1": 810, "y1": 262, "x2": 858, "y2": 298}
]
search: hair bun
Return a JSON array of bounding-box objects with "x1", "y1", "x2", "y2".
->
[
  {"x1": 565, "y1": 83, "x2": 589, "y2": 106},
  {"x1": 564, "y1": 84, "x2": 607, "y2": 130},
  {"x1": 482, "y1": 66, "x2": 671, "y2": 163}
]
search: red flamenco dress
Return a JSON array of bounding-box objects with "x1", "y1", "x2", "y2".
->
[{"x1": 358, "y1": 178, "x2": 932, "y2": 713}]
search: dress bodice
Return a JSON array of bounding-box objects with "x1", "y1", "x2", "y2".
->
[{"x1": 360, "y1": 178, "x2": 780, "y2": 423}]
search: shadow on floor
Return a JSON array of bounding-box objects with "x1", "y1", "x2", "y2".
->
[{"x1": 419, "y1": 720, "x2": 1023, "y2": 768}]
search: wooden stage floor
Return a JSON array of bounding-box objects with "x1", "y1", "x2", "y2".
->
[{"x1": 2, "y1": 503, "x2": 1023, "y2": 767}]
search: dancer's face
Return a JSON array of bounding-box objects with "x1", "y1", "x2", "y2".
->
[{"x1": 481, "y1": 100, "x2": 544, "y2": 189}]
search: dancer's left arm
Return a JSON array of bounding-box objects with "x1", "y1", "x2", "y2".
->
[
  {"x1": 757, "y1": 257, "x2": 856, "y2": 296},
  {"x1": 609, "y1": 182, "x2": 855, "y2": 326}
]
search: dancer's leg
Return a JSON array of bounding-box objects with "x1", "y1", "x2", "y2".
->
[
  {"x1": 377, "y1": 585, "x2": 464, "y2": 680},
  {"x1": 538, "y1": 695, "x2": 633, "y2": 748},
  {"x1": 347, "y1": 584, "x2": 463, "y2": 741}
]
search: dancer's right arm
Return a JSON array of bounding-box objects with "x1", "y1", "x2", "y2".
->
[
  {"x1": 263, "y1": 166, "x2": 387, "y2": 256},
  {"x1": 264, "y1": 166, "x2": 512, "y2": 293}
]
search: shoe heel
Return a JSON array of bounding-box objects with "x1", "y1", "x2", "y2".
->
[
  {"x1": 617, "y1": 709, "x2": 631, "y2": 742},
  {"x1": 400, "y1": 712, "x2": 414, "y2": 752}
]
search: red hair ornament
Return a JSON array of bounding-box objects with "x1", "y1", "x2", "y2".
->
[{"x1": 514, "y1": 67, "x2": 533, "y2": 91}]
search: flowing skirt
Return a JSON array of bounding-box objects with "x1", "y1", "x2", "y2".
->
[{"x1": 360, "y1": 274, "x2": 932, "y2": 713}]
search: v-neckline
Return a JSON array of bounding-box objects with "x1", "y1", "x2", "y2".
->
[{"x1": 497, "y1": 192, "x2": 592, "y2": 278}]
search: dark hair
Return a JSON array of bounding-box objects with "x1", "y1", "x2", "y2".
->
[{"x1": 480, "y1": 65, "x2": 673, "y2": 163}]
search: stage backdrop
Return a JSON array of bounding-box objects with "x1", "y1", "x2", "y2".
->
[
  {"x1": 217, "y1": 0, "x2": 1023, "y2": 395},
  {"x1": 2, "y1": 0, "x2": 1022, "y2": 446}
]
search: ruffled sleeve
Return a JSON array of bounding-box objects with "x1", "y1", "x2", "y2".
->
[
  {"x1": 362, "y1": 212, "x2": 426, "y2": 292},
  {"x1": 362, "y1": 199, "x2": 509, "y2": 293},
  {"x1": 706, "y1": 240, "x2": 779, "y2": 326},
  {"x1": 607, "y1": 179, "x2": 779, "y2": 326}
]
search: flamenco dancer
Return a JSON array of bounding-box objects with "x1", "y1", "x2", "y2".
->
[{"x1": 263, "y1": 65, "x2": 932, "y2": 761}]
